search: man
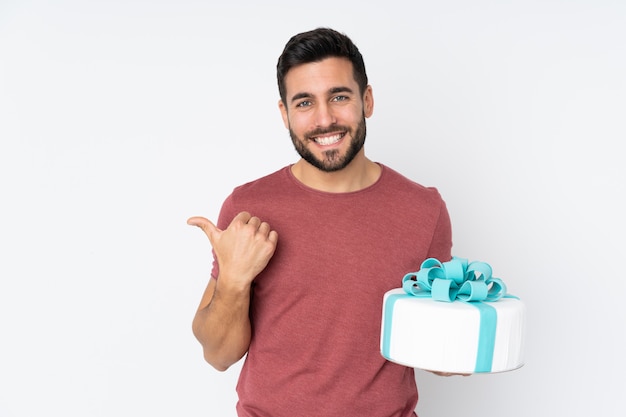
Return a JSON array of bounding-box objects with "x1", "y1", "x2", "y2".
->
[{"x1": 188, "y1": 28, "x2": 452, "y2": 417}]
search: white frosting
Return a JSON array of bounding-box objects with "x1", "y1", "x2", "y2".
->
[{"x1": 381, "y1": 289, "x2": 526, "y2": 373}]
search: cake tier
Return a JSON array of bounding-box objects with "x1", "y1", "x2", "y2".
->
[{"x1": 381, "y1": 289, "x2": 525, "y2": 374}]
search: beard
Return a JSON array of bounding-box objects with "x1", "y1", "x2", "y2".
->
[{"x1": 289, "y1": 116, "x2": 367, "y2": 173}]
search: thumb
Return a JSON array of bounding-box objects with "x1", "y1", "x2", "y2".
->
[{"x1": 187, "y1": 216, "x2": 221, "y2": 244}]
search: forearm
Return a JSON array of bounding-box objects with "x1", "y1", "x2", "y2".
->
[{"x1": 192, "y1": 278, "x2": 252, "y2": 371}]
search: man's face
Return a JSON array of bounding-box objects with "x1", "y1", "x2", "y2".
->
[{"x1": 279, "y1": 57, "x2": 374, "y2": 172}]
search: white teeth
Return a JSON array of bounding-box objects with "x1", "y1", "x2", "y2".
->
[{"x1": 314, "y1": 134, "x2": 343, "y2": 145}]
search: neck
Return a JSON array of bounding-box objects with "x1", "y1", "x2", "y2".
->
[{"x1": 291, "y1": 153, "x2": 382, "y2": 193}]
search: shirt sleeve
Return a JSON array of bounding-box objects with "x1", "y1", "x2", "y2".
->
[{"x1": 426, "y1": 196, "x2": 453, "y2": 262}]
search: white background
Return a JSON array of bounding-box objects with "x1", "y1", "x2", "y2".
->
[{"x1": 1, "y1": 1, "x2": 624, "y2": 416}]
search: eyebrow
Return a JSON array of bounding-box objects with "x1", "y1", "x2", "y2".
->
[{"x1": 289, "y1": 86, "x2": 355, "y2": 104}]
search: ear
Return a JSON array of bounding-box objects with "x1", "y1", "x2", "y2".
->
[
  {"x1": 278, "y1": 99, "x2": 289, "y2": 129},
  {"x1": 363, "y1": 85, "x2": 374, "y2": 118}
]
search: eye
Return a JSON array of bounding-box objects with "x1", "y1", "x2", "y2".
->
[
  {"x1": 331, "y1": 95, "x2": 349, "y2": 102},
  {"x1": 295, "y1": 100, "x2": 312, "y2": 108}
]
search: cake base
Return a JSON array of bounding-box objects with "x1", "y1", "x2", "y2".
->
[{"x1": 381, "y1": 289, "x2": 526, "y2": 374}]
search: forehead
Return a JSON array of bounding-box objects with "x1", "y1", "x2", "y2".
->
[{"x1": 283, "y1": 57, "x2": 357, "y2": 98}]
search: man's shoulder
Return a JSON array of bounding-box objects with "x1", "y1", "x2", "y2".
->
[
  {"x1": 228, "y1": 166, "x2": 295, "y2": 205},
  {"x1": 233, "y1": 166, "x2": 290, "y2": 192},
  {"x1": 379, "y1": 164, "x2": 443, "y2": 201}
]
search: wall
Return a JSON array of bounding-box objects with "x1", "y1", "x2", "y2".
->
[{"x1": 1, "y1": 1, "x2": 624, "y2": 416}]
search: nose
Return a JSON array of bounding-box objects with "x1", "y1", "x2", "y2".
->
[{"x1": 314, "y1": 102, "x2": 336, "y2": 127}]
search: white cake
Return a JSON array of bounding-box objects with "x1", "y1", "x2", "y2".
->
[{"x1": 380, "y1": 257, "x2": 526, "y2": 374}]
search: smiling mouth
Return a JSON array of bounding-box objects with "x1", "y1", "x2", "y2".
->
[{"x1": 311, "y1": 132, "x2": 345, "y2": 146}]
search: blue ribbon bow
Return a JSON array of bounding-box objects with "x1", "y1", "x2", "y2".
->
[{"x1": 402, "y1": 256, "x2": 507, "y2": 303}]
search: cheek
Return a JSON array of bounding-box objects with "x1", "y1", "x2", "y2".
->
[
  {"x1": 341, "y1": 108, "x2": 363, "y2": 126},
  {"x1": 287, "y1": 113, "x2": 311, "y2": 134}
]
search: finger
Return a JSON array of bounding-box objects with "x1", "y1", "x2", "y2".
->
[
  {"x1": 232, "y1": 211, "x2": 252, "y2": 224},
  {"x1": 247, "y1": 216, "x2": 262, "y2": 229},
  {"x1": 258, "y1": 221, "x2": 271, "y2": 235},
  {"x1": 187, "y1": 216, "x2": 221, "y2": 244},
  {"x1": 268, "y1": 230, "x2": 278, "y2": 245},
  {"x1": 187, "y1": 215, "x2": 210, "y2": 227}
]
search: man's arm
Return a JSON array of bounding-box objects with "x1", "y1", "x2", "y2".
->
[
  {"x1": 188, "y1": 212, "x2": 278, "y2": 371},
  {"x1": 191, "y1": 277, "x2": 252, "y2": 371}
]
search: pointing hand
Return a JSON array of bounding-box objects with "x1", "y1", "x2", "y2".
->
[{"x1": 187, "y1": 212, "x2": 278, "y2": 287}]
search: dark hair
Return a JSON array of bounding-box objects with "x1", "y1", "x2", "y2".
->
[{"x1": 276, "y1": 28, "x2": 368, "y2": 105}]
